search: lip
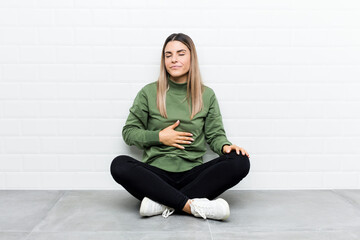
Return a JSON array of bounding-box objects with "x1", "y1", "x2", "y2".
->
[{"x1": 171, "y1": 66, "x2": 181, "y2": 69}]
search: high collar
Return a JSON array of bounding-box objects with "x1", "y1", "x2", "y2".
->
[{"x1": 167, "y1": 75, "x2": 187, "y2": 92}]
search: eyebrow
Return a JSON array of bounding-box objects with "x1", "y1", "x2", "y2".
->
[{"x1": 165, "y1": 49, "x2": 186, "y2": 54}]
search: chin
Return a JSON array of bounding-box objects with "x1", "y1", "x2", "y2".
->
[
  {"x1": 169, "y1": 71, "x2": 187, "y2": 77},
  {"x1": 170, "y1": 73, "x2": 184, "y2": 78}
]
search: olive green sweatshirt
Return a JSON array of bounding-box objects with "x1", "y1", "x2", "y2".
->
[{"x1": 122, "y1": 76, "x2": 232, "y2": 172}]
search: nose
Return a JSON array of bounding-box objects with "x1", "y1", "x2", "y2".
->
[{"x1": 171, "y1": 55, "x2": 178, "y2": 63}]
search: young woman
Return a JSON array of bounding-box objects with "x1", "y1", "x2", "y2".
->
[{"x1": 110, "y1": 33, "x2": 250, "y2": 220}]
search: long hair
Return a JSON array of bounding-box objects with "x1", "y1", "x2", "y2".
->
[{"x1": 156, "y1": 33, "x2": 204, "y2": 120}]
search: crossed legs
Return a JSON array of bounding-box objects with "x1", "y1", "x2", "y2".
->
[{"x1": 110, "y1": 151, "x2": 250, "y2": 213}]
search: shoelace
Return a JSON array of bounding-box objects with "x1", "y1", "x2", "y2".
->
[
  {"x1": 190, "y1": 201, "x2": 214, "y2": 220},
  {"x1": 162, "y1": 207, "x2": 175, "y2": 218}
]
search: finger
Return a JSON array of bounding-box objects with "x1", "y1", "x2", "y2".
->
[
  {"x1": 173, "y1": 143, "x2": 185, "y2": 149},
  {"x1": 178, "y1": 136, "x2": 194, "y2": 141},
  {"x1": 178, "y1": 131, "x2": 193, "y2": 137},
  {"x1": 176, "y1": 140, "x2": 192, "y2": 145},
  {"x1": 243, "y1": 150, "x2": 249, "y2": 157},
  {"x1": 170, "y1": 120, "x2": 180, "y2": 129}
]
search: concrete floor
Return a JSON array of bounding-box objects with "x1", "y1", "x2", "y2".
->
[{"x1": 1, "y1": 190, "x2": 360, "y2": 240}]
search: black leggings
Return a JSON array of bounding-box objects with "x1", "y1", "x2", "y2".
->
[{"x1": 110, "y1": 151, "x2": 250, "y2": 211}]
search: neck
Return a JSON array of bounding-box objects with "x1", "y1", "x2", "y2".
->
[{"x1": 169, "y1": 74, "x2": 188, "y2": 84}]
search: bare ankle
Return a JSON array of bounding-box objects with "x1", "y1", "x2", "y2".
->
[{"x1": 182, "y1": 199, "x2": 192, "y2": 214}]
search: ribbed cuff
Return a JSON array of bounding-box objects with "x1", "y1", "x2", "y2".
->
[{"x1": 145, "y1": 130, "x2": 161, "y2": 145}]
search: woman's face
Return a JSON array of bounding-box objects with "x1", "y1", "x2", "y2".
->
[{"x1": 164, "y1": 40, "x2": 191, "y2": 82}]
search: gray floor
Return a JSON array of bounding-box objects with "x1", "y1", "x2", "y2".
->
[{"x1": 1, "y1": 190, "x2": 360, "y2": 240}]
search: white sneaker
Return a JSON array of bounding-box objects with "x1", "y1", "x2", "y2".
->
[
  {"x1": 139, "y1": 197, "x2": 175, "y2": 218},
  {"x1": 189, "y1": 198, "x2": 230, "y2": 220}
]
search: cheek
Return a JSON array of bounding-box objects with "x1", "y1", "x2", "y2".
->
[
  {"x1": 164, "y1": 59, "x2": 171, "y2": 68},
  {"x1": 185, "y1": 60, "x2": 191, "y2": 70},
  {"x1": 182, "y1": 57, "x2": 191, "y2": 69}
]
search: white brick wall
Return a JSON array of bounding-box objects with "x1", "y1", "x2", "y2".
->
[{"x1": 0, "y1": 0, "x2": 360, "y2": 189}]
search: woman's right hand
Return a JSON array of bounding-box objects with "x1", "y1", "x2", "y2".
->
[{"x1": 159, "y1": 120, "x2": 194, "y2": 149}]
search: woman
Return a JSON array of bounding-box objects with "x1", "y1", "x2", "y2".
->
[{"x1": 110, "y1": 33, "x2": 250, "y2": 221}]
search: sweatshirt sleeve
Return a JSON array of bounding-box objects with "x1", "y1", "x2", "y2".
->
[
  {"x1": 204, "y1": 92, "x2": 232, "y2": 156},
  {"x1": 122, "y1": 88, "x2": 162, "y2": 149}
]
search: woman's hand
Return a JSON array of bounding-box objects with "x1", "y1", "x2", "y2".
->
[
  {"x1": 223, "y1": 144, "x2": 250, "y2": 158},
  {"x1": 159, "y1": 120, "x2": 194, "y2": 150}
]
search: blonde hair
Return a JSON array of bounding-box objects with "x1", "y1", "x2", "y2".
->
[{"x1": 157, "y1": 33, "x2": 204, "y2": 120}]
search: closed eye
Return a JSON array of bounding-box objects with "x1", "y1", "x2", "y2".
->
[{"x1": 166, "y1": 54, "x2": 185, "y2": 58}]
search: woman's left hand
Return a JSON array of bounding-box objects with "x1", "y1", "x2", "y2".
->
[{"x1": 223, "y1": 145, "x2": 250, "y2": 158}]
